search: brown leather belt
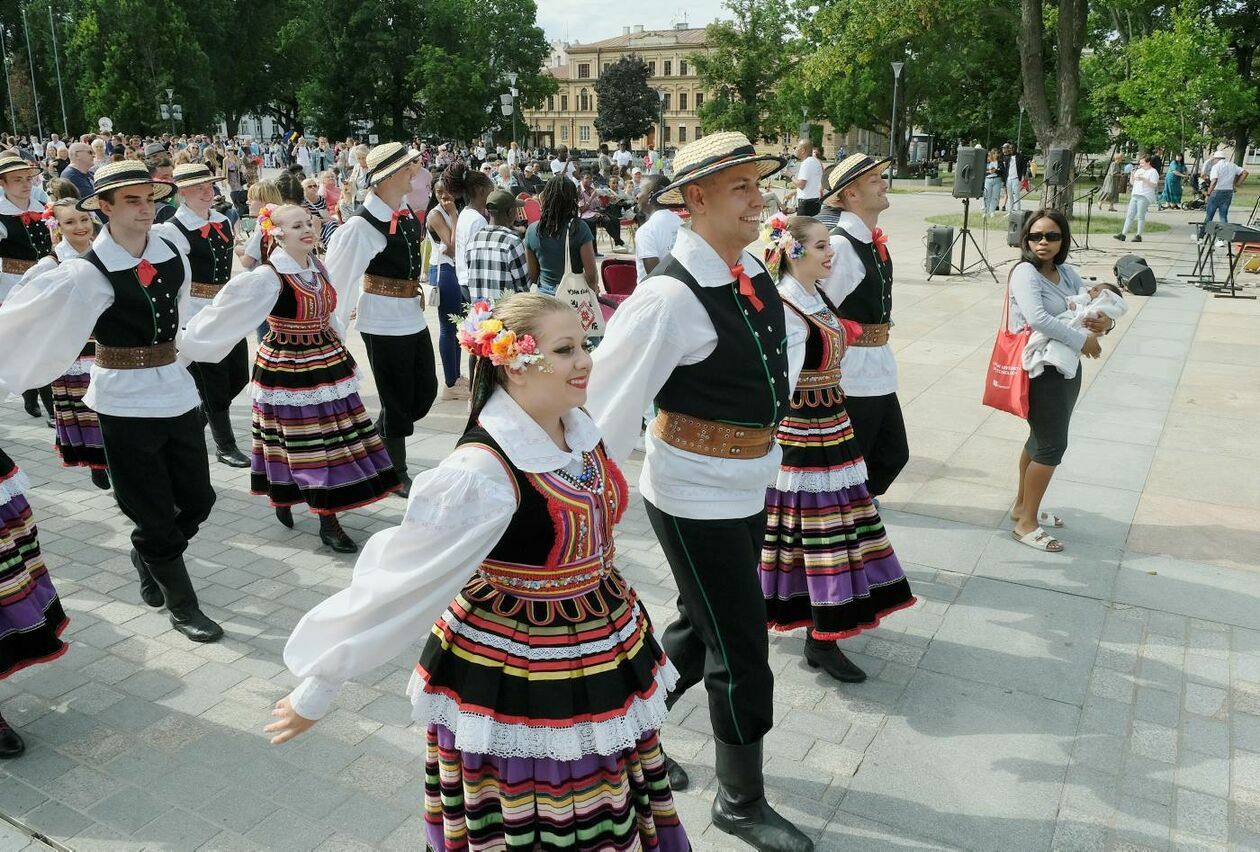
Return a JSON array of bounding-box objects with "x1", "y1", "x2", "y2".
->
[
  {"x1": 651, "y1": 410, "x2": 775, "y2": 459},
  {"x1": 796, "y1": 368, "x2": 841, "y2": 388},
  {"x1": 850, "y1": 322, "x2": 890, "y2": 347},
  {"x1": 363, "y1": 273, "x2": 425, "y2": 307},
  {"x1": 0, "y1": 257, "x2": 36, "y2": 275},
  {"x1": 190, "y1": 281, "x2": 225, "y2": 300},
  {"x1": 95, "y1": 341, "x2": 177, "y2": 369}
]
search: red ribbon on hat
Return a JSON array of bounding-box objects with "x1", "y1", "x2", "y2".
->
[
  {"x1": 198, "y1": 221, "x2": 228, "y2": 242},
  {"x1": 388, "y1": 208, "x2": 412, "y2": 235},
  {"x1": 871, "y1": 227, "x2": 889, "y2": 262},
  {"x1": 135, "y1": 259, "x2": 157, "y2": 288},
  {"x1": 730, "y1": 264, "x2": 764, "y2": 312},
  {"x1": 18, "y1": 211, "x2": 44, "y2": 226}
]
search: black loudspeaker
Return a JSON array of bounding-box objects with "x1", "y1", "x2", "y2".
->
[
  {"x1": 1045, "y1": 148, "x2": 1073, "y2": 186},
  {"x1": 1115, "y1": 254, "x2": 1157, "y2": 296},
  {"x1": 953, "y1": 147, "x2": 986, "y2": 199},
  {"x1": 1007, "y1": 210, "x2": 1035, "y2": 247},
  {"x1": 926, "y1": 225, "x2": 953, "y2": 274}
]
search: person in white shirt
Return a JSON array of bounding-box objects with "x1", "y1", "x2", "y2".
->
[
  {"x1": 819, "y1": 153, "x2": 908, "y2": 498},
  {"x1": 633, "y1": 174, "x2": 681, "y2": 281},
  {"x1": 586, "y1": 132, "x2": 812, "y2": 852},
  {"x1": 550, "y1": 145, "x2": 569, "y2": 176},
  {"x1": 613, "y1": 141, "x2": 634, "y2": 172},
  {"x1": 791, "y1": 139, "x2": 823, "y2": 216},
  {"x1": 0, "y1": 161, "x2": 223, "y2": 644},
  {"x1": 1199, "y1": 152, "x2": 1249, "y2": 240},
  {"x1": 1114, "y1": 154, "x2": 1160, "y2": 242},
  {"x1": 324, "y1": 142, "x2": 437, "y2": 497}
]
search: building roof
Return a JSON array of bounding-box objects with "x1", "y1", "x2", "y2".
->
[
  {"x1": 568, "y1": 27, "x2": 708, "y2": 52},
  {"x1": 544, "y1": 64, "x2": 570, "y2": 80}
]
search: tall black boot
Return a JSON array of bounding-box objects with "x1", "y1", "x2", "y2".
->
[
  {"x1": 712, "y1": 739, "x2": 814, "y2": 852},
  {"x1": 38, "y1": 385, "x2": 55, "y2": 428},
  {"x1": 319, "y1": 513, "x2": 358, "y2": 553},
  {"x1": 130, "y1": 549, "x2": 165, "y2": 608},
  {"x1": 206, "y1": 410, "x2": 250, "y2": 468},
  {"x1": 0, "y1": 711, "x2": 25, "y2": 759},
  {"x1": 384, "y1": 437, "x2": 412, "y2": 498},
  {"x1": 661, "y1": 690, "x2": 691, "y2": 790},
  {"x1": 21, "y1": 389, "x2": 41, "y2": 418},
  {"x1": 91, "y1": 467, "x2": 112, "y2": 491},
  {"x1": 146, "y1": 556, "x2": 223, "y2": 643}
]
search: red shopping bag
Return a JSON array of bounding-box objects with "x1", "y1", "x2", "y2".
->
[{"x1": 982, "y1": 272, "x2": 1031, "y2": 418}]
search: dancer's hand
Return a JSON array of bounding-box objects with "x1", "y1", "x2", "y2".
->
[{"x1": 265, "y1": 696, "x2": 317, "y2": 744}]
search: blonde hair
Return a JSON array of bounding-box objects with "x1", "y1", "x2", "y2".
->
[{"x1": 247, "y1": 180, "x2": 283, "y2": 205}]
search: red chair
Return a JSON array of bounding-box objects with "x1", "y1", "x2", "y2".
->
[{"x1": 598, "y1": 258, "x2": 638, "y2": 311}]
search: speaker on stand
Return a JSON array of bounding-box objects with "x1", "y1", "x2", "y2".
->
[
  {"x1": 925, "y1": 225, "x2": 954, "y2": 275},
  {"x1": 1007, "y1": 210, "x2": 1035, "y2": 247},
  {"x1": 928, "y1": 147, "x2": 998, "y2": 283}
]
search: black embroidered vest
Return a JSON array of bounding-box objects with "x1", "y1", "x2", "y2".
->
[
  {"x1": 652, "y1": 256, "x2": 791, "y2": 428},
  {"x1": 171, "y1": 216, "x2": 234, "y2": 285},
  {"x1": 355, "y1": 206, "x2": 423, "y2": 281},
  {"x1": 82, "y1": 240, "x2": 185, "y2": 347},
  {"x1": 0, "y1": 211, "x2": 54, "y2": 261},
  {"x1": 831, "y1": 227, "x2": 892, "y2": 324}
]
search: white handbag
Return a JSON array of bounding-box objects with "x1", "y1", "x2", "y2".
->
[{"x1": 556, "y1": 220, "x2": 606, "y2": 338}]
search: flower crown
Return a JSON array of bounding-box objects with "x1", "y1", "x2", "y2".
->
[
  {"x1": 453, "y1": 300, "x2": 545, "y2": 371},
  {"x1": 762, "y1": 212, "x2": 805, "y2": 276},
  {"x1": 257, "y1": 203, "x2": 284, "y2": 238}
]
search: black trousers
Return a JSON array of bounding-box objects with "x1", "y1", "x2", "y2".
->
[
  {"x1": 189, "y1": 338, "x2": 250, "y2": 413},
  {"x1": 843, "y1": 392, "x2": 909, "y2": 496},
  {"x1": 360, "y1": 328, "x2": 438, "y2": 439},
  {"x1": 646, "y1": 502, "x2": 774, "y2": 746},
  {"x1": 797, "y1": 197, "x2": 822, "y2": 217},
  {"x1": 97, "y1": 408, "x2": 216, "y2": 564}
]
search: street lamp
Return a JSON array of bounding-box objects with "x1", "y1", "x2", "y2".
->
[
  {"x1": 159, "y1": 88, "x2": 182, "y2": 136},
  {"x1": 1016, "y1": 102, "x2": 1025, "y2": 152},
  {"x1": 656, "y1": 89, "x2": 665, "y2": 164},
  {"x1": 889, "y1": 61, "x2": 904, "y2": 188},
  {"x1": 506, "y1": 71, "x2": 519, "y2": 152}
]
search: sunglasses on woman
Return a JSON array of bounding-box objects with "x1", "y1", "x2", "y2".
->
[{"x1": 1028, "y1": 231, "x2": 1062, "y2": 243}]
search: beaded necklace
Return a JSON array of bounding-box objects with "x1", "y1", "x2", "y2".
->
[{"x1": 553, "y1": 451, "x2": 602, "y2": 492}]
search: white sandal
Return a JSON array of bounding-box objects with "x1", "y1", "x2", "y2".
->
[
  {"x1": 1012, "y1": 526, "x2": 1064, "y2": 552},
  {"x1": 1010, "y1": 509, "x2": 1065, "y2": 528}
]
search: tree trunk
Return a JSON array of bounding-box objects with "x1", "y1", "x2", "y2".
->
[{"x1": 224, "y1": 111, "x2": 241, "y2": 140}]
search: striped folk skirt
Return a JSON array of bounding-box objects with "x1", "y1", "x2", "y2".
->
[
  {"x1": 760, "y1": 390, "x2": 915, "y2": 640},
  {"x1": 412, "y1": 570, "x2": 688, "y2": 851},
  {"x1": 249, "y1": 332, "x2": 399, "y2": 514},
  {"x1": 50, "y1": 355, "x2": 106, "y2": 471},
  {"x1": 1, "y1": 451, "x2": 68, "y2": 680}
]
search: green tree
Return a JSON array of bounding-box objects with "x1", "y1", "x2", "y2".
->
[
  {"x1": 692, "y1": 0, "x2": 796, "y2": 142},
  {"x1": 593, "y1": 56, "x2": 657, "y2": 143},
  {"x1": 1, "y1": 0, "x2": 87, "y2": 138}
]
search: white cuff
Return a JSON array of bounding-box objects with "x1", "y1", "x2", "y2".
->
[{"x1": 288, "y1": 676, "x2": 340, "y2": 721}]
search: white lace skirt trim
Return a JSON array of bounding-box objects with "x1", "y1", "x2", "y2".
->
[
  {"x1": 60, "y1": 356, "x2": 94, "y2": 378},
  {"x1": 406, "y1": 659, "x2": 680, "y2": 761},
  {"x1": 0, "y1": 468, "x2": 31, "y2": 507},
  {"x1": 774, "y1": 461, "x2": 870, "y2": 493},
  {"x1": 251, "y1": 372, "x2": 360, "y2": 407}
]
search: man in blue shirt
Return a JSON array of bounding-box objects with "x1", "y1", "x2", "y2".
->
[{"x1": 60, "y1": 142, "x2": 95, "y2": 196}]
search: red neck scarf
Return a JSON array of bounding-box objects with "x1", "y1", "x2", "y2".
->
[{"x1": 730, "y1": 264, "x2": 764, "y2": 312}]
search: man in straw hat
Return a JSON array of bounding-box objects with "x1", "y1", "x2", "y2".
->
[
  {"x1": 154, "y1": 162, "x2": 251, "y2": 468},
  {"x1": 818, "y1": 153, "x2": 908, "y2": 499},
  {"x1": 324, "y1": 141, "x2": 436, "y2": 497},
  {"x1": 0, "y1": 160, "x2": 224, "y2": 644},
  {"x1": 588, "y1": 131, "x2": 813, "y2": 852}
]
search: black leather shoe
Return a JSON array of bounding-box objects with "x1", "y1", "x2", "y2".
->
[
  {"x1": 804, "y1": 640, "x2": 867, "y2": 683},
  {"x1": 384, "y1": 437, "x2": 411, "y2": 498},
  {"x1": 45, "y1": 413, "x2": 55, "y2": 428},
  {"x1": 131, "y1": 549, "x2": 165, "y2": 608},
  {"x1": 0, "y1": 716, "x2": 25, "y2": 759},
  {"x1": 663, "y1": 754, "x2": 690, "y2": 791},
  {"x1": 275, "y1": 505, "x2": 294, "y2": 528},
  {"x1": 215, "y1": 446, "x2": 251, "y2": 468},
  {"x1": 712, "y1": 739, "x2": 814, "y2": 852},
  {"x1": 22, "y1": 390, "x2": 41, "y2": 418},
  {"x1": 90, "y1": 468, "x2": 111, "y2": 491},
  {"x1": 319, "y1": 515, "x2": 358, "y2": 553},
  {"x1": 169, "y1": 608, "x2": 225, "y2": 643},
  {"x1": 207, "y1": 410, "x2": 250, "y2": 468},
  {"x1": 146, "y1": 555, "x2": 224, "y2": 643}
]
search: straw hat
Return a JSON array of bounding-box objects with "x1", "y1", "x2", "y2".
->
[
  {"x1": 821, "y1": 153, "x2": 891, "y2": 203},
  {"x1": 653, "y1": 131, "x2": 785, "y2": 207},
  {"x1": 0, "y1": 154, "x2": 39, "y2": 179},
  {"x1": 77, "y1": 161, "x2": 176, "y2": 211},
  {"x1": 171, "y1": 162, "x2": 223, "y2": 189},
  {"x1": 365, "y1": 142, "x2": 421, "y2": 187}
]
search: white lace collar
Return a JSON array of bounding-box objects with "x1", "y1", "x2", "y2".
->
[
  {"x1": 269, "y1": 249, "x2": 316, "y2": 275},
  {"x1": 778, "y1": 273, "x2": 825, "y2": 312},
  {"x1": 672, "y1": 226, "x2": 768, "y2": 288},
  {"x1": 174, "y1": 204, "x2": 228, "y2": 229},
  {"x1": 477, "y1": 389, "x2": 601, "y2": 473}
]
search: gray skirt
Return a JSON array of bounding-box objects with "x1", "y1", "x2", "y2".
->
[{"x1": 1025, "y1": 368, "x2": 1082, "y2": 466}]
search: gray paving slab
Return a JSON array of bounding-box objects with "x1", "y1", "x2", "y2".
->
[{"x1": 1114, "y1": 554, "x2": 1260, "y2": 631}]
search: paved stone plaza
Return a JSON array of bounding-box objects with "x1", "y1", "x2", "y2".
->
[{"x1": 3, "y1": 192, "x2": 1260, "y2": 851}]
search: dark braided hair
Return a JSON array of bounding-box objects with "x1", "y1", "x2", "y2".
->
[{"x1": 538, "y1": 174, "x2": 579, "y2": 238}]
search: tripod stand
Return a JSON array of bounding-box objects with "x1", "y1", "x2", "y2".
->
[
  {"x1": 927, "y1": 196, "x2": 998, "y2": 283},
  {"x1": 1071, "y1": 186, "x2": 1103, "y2": 253}
]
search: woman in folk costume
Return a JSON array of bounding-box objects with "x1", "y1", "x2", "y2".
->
[
  {"x1": 16, "y1": 199, "x2": 111, "y2": 490},
  {"x1": 266, "y1": 294, "x2": 688, "y2": 852},
  {"x1": 759, "y1": 214, "x2": 915, "y2": 684},
  {"x1": 180, "y1": 204, "x2": 399, "y2": 554},
  {"x1": 0, "y1": 447, "x2": 69, "y2": 758}
]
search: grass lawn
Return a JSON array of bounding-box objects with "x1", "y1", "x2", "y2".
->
[{"x1": 925, "y1": 211, "x2": 1171, "y2": 235}]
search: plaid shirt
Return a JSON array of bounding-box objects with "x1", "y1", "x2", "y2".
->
[{"x1": 464, "y1": 225, "x2": 530, "y2": 301}]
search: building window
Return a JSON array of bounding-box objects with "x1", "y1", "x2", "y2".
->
[
  {"x1": 547, "y1": 96, "x2": 555, "y2": 111},
  {"x1": 680, "y1": 60, "x2": 688, "y2": 76},
  {"x1": 664, "y1": 60, "x2": 672, "y2": 76},
  {"x1": 579, "y1": 125, "x2": 591, "y2": 142},
  {"x1": 679, "y1": 126, "x2": 687, "y2": 143},
  {"x1": 648, "y1": 61, "x2": 656, "y2": 75},
  {"x1": 695, "y1": 127, "x2": 703, "y2": 139},
  {"x1": 663, "y1": 93, "x2": 672, "y2": 111},
  {"x1": 579, "y1": 89, "x2": 590, "y2": 111},
  {"x1": 578, "y1": 63, "x2": 590, "y2": 79},
  {"x1": 561, "y1": 126, "x2": 569, "y2": 141},
  {"x1": 561, "y1": 94, "x2": 568, "y2": 111},
  {"x1": 694, "y1": 92, "x2": 704, "y2": 111},
  {"x1": 603, "y1": 63, "x2": 610, "y2": 74},
  {"x1": 664, "y1": 126, "x2": 672, "y2": 143},
  {"x1": 678, "y1": 92, "x2": 688, "y2": 111}
]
